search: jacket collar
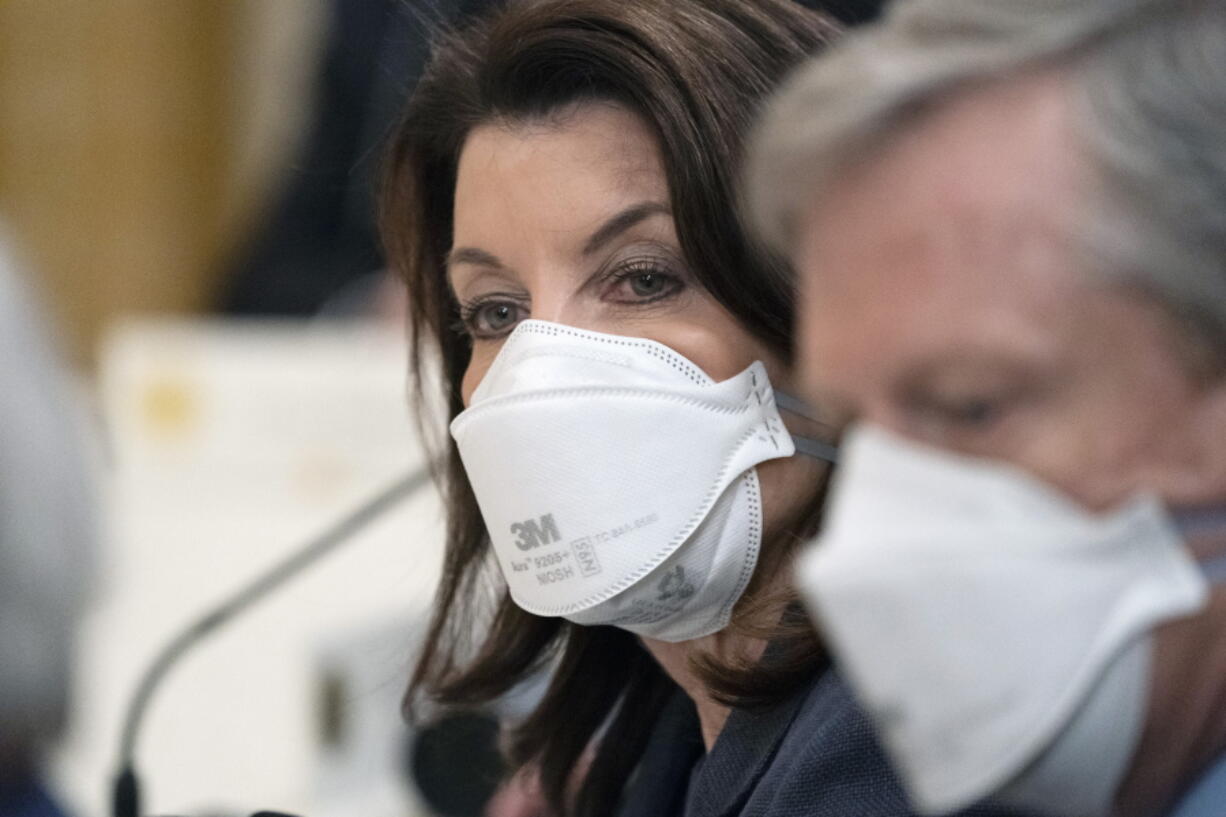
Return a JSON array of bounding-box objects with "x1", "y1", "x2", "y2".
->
[{"x1": 685, "y1": 679, "x2": 812, "y2": 817}]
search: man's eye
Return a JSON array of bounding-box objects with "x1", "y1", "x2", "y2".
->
[
  {"x1": 946, "y1": 398, "x2": 1001, "y2": 426},
  {"x1": 908, "y1": 397, "x2": 1004, "y2": 445},
  {"x1": 918, "y1": 394, "x2": 1015, "y2": 437}
]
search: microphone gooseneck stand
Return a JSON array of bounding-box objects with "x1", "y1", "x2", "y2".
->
[{"x1": 112, "y1": 467, "x2": 433, "y2": 817}]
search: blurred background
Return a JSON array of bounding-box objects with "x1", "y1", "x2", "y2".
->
[
  {"x1": 0, "y1": 3, "x2": 461, "y2": 815},
  {"x1": 0, "y1": 2, "x2": 884, "y2": 816},
  {"x1": 0, "y1": 1, "x2": 321, "y2": 362},
  {"x1": 0, "y1": 0, "x2": 415, "y2": 356}
]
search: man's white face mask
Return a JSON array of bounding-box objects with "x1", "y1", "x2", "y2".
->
[
  {"x1": 797, "y1": 425, "x2": 1226, "y2": 817},
  {"x1": 451, "y1": 320, "x2": 835, "y2": 643}
]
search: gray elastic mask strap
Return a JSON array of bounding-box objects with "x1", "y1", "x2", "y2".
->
[
  {"x1": 772, "y1": 389, "x2": 839, "y2": 464},
  {"x1": 773, "y1": 389, "x2": 821, "y2": 422},
  {"x1": 1202, "y1": 554, "x2": 1226, "y2": 584},
  {"x1": 791, "y1": 435, "x2": 839, "y2": 465},
  {"x1": 1173, "y1": 508, "x2": 1226, "y2": 583}
]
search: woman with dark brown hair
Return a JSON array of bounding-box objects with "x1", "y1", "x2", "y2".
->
[{"x1": 380, "y1": 2, "x2": 1021, "y2": 816}]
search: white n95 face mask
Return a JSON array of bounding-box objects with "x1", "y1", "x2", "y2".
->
[
  {"x1": 796, "y1": 425, "x2": 1223, "y2": 817},
  {"x1": 450, "y1": 320, "x2": 834, "y2": 643}
]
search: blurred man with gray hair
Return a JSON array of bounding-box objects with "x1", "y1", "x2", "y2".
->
[
  {"x1": 747, "y1": 1, "x2": 1226, "y2": 816},
  {"x1": 0, "y1": 236, "x2": 96, "y2": 817}
]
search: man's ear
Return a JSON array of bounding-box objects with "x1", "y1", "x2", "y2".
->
[{"x1": 1169, "y1": 378, "x2": 1226, "y2": 505}]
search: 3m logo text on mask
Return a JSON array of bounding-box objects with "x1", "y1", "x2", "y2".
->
[{"x1": 512, "y1": 514, "x2": 561, "y2": 551}]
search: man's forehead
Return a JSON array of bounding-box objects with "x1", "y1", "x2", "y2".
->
[
  {"x1": 792, "y1": 70, "x2": 1104, "y2": 400},
  {"x1": 800, "y1": 69, "x2": 1087, "y2": 274}
]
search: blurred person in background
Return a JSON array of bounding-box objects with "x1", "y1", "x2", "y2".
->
[
  {"x1": 749, "y1": 1, "x2": 1226, "y2": 815},
  {"x1": 221, "y1": 0, "x2": 463, "y2": 317},
  {"x1": 0, "y1": 234, "x2": 96, "y2": 817},
  {"x1": 380, "y1": 1, "x2": 1019, "y2": 816}
]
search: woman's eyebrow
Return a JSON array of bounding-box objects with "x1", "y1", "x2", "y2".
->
[
  {"x1": 446, "y1": 246, "x2": 504, "y2": 270},
  {"x1": 445, "y1": 201, "x2": 669, "y2": 274},
  {"x1": 581, "y1": 201, "x2": 670, "y2": 257}
]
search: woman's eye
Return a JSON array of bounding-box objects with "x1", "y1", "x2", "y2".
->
[
  {"x1": 607, "y1": 264, "x2": 683, "y2": 304},
  {"x1": 629, "y1": 272, "x2": 666, "y2": 297},
  {"x1": 463, "y1": 300, "x2": 524, "y2": 339}
]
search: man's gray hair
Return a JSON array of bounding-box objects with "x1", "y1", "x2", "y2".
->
[
  {"x1": 747, "y1": 0, "x2": 1226, "y2": 364},
  {"x1": 0, "y1": 234, "x2": 96, "y2": 756}
]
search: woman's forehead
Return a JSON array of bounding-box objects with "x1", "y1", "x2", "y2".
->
[
  {"x1": 450, "y1": 104, "x2": 671, "y2": 274},
  {"x1": 454, "y1": 105, "x2": 666, "y2": 218}
]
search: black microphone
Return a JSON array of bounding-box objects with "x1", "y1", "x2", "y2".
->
[{"x1": 111, "y1": 468, "x2": 433, "y2": 817}]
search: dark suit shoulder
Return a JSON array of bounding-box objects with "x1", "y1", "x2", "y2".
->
[
  {"x1": 727, "y1": 671, "x2": 1030, "y2": 817},
  {"x1": 621, "y1": 668, "x2": 1030, "y2": 817}
]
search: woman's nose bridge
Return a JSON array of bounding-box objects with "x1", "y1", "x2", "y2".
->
[{"x1": 527, "y1": 284, "x2": 605, "y2": 332}]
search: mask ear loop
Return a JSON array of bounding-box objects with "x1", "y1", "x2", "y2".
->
[
  {"x1": 1168, "y1": 509, "x2": 1226, "y2": 583},
  {"x1": 792, "y1": 435, "x2": 839, "y2": 464},
  {"x1": 773, "y1": 390, "x2": 840, "y2": 464},
  {"x1": 1203, "y1": 556, "x2": 1226, "y2": 584}
]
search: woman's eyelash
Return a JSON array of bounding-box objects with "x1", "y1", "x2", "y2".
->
[
  {"x1": 449, "y1": 313, "x2": 473, "y2": 338},
  {"x1": 449, "y1": 301, "x2": 477, "y2": 337},
  {"x1": 602, "y1": 255, "x2": 671, "y2": 280},
  {"x1": 456, "y1": 298, "x2": 485, "y2": 327}
]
